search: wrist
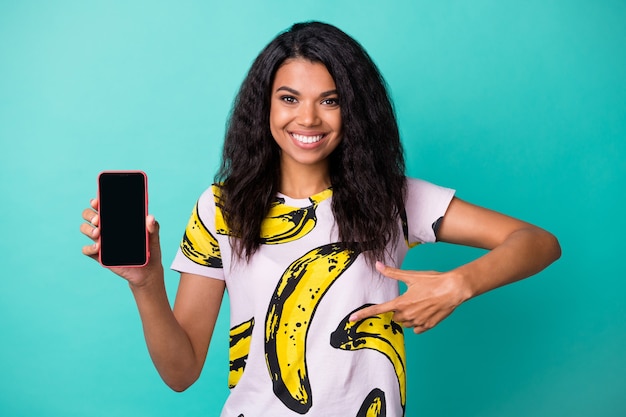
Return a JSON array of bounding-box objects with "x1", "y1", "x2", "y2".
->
[
  {"x1": 128, "y1": 266, "x2": 165, "y2": 293},
  {"x1": 449, "y1": 268, "x2": 475, "y2": 304}
]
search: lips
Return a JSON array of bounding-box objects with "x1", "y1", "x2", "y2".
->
[{"x1": 291, "y1": 133, "x2": 325, "y2": 144}]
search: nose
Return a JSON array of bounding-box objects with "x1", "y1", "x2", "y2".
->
[{"x1": 297, "y1": 102, "x2": 320, "y2": 126}]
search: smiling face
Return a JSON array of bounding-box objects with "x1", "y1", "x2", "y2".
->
[{"x1": 269, "y1": 59, "x2": 342, "y2": 182}]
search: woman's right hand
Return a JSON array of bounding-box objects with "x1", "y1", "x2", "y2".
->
[{"x1": 80, "y1": 198, "x2": 164, "y2": 287}]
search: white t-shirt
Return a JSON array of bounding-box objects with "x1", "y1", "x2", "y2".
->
[{"x1": 171, "y1": 177, "x2": 455, "y2": 417}]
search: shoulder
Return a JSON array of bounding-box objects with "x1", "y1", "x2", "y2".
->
[
  {"x1": 405, "y1": 177, "x2": 455, "y2": 207},
  {"x1": 193, "y1": 183, "x2": 222, "y2": 217},
  {"x1": 196, "y1": 183, "x2": 222, "y2": 204},
  {"x1": 403, "y1": 177, "x2": 456, "y2": 244}
]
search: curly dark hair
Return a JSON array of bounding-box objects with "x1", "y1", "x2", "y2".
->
[{"x1": 216, "y1": 21, "x2": 406, "y2": 263}]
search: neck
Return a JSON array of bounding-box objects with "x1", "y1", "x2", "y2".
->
[{"x1": 279, "y1": 160, "x2": 331, "y2": 199}]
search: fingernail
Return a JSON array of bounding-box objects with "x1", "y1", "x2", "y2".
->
[
  {"x1": 375, "y1": 261, "x2": 384, "y2": 270},
  {"x1": 349, "y1": 314, "x2": 357, "y2": 322}
]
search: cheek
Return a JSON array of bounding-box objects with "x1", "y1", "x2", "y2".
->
[
  {"x1": 332, "y1": 113, "x2": 343, "y2": 136},
  {"x1": 268, "y1": 107, "x2": 280, "y2": 136},
  {"x1": 330, "y1": 109, "x2": 342, "y2": 130},
  {"x1": 269, "y1": 106, "x2": 290, "y2": 130},
  {"x1": 269, "y1": 111, "x2": 289, "y2": 145}
]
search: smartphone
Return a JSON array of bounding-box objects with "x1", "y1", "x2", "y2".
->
[{"x1": 97, "y1": 171, "x2": 149, "y2": 267}]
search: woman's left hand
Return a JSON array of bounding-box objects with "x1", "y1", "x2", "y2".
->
[
  {"x1": 349, "y1": 262, "x2": 470, "y2": 334},
  {"x1": 350, "y1": 198, "x2": 561, "y2": 334}
]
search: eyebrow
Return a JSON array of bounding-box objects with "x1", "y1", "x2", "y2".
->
[{"x1": 275, "y1": 86, "x2": 338, "y2": 97}]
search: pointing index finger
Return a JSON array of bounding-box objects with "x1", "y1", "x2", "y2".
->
[
  {"x1": 349, "y1": 300, "x2": 395, "y2": 322},
  {"x1": 376, "y1": 261, "x2": 410, "y2": 283}
]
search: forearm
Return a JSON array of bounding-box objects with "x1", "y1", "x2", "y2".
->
[
  {"x1": 129, "y1": 270, "x2": 201, "y2": 391},
  {"x1": 454, "y1": 226, "x2": 561, "y2": 301}
]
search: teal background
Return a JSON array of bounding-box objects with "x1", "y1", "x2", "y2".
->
[{"x1": 1, "y1": 0, "x2": 624, "y2": 416}]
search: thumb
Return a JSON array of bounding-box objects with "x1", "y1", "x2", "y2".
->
[
  {"x1": 146, "y1": 215, "x2": 161, "y2": 257},
  {"x1": 146, "y1": 214, "x2": 159, "y2": 235}
]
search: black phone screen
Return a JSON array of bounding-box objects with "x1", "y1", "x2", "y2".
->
[{"x1": 98, "y1": 171, "x2": 148, "y2": 267}]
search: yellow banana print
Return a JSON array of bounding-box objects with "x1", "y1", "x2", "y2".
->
[
  {"x1": 259, "y1": 198, "x2": 316, "y2": 244},
  {"x1": 330, "y1": 304, "x2": 406, "y2": 413},
  {"x1": 180, "y1": 202, "x2": 222, "y2": 267},
  {"x1": 356, "y1": 388, "x2": 386, "y2": 417},
  {"x1": 212, "y1": 184, "x2": 331, "y2": 244},
  {"x1": 228, "y1": 318, "x2": 255, "y2": 389},
  {"x1": 265, "y1": 243, "x2": 361, "y2": 413},
  {"x1": 211, "y1": 185, "x2": 230, "y2": 236}
]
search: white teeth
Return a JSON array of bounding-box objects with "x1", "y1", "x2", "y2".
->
[{"x1": 292, "y1": 133, "x2": 324, "y2": 144}]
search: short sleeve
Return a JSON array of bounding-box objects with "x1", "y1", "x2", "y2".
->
[
  {"x1": 171, "y1": 186, "x2": 225, "y2": 280},
  {"x1": 404, "y1": 177, "x2": 455, "y2": 245}
]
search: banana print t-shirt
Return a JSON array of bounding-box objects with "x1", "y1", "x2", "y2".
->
[{"x1": 171, "y1": 177, "x2": 455, "y2": 417}]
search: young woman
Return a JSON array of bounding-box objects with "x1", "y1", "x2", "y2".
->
[{"x1": 81, "y1": 21, "x2": 560, "y2": 417}]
